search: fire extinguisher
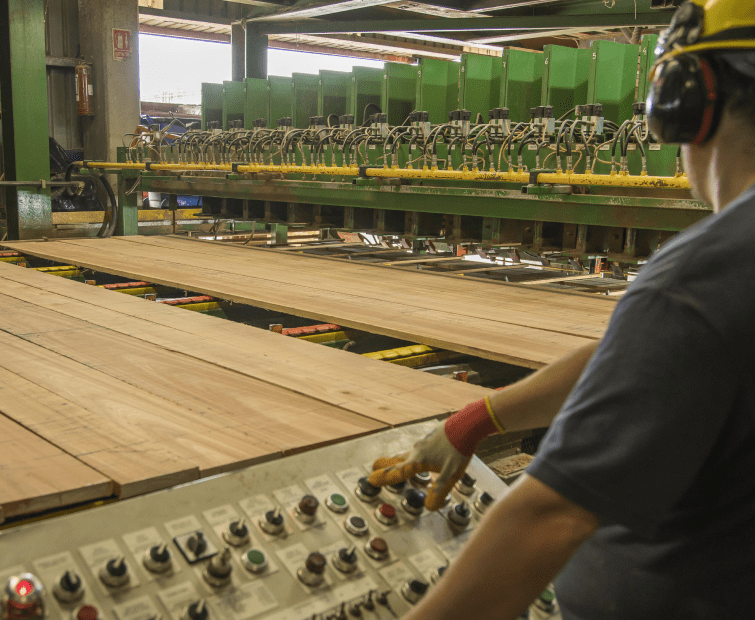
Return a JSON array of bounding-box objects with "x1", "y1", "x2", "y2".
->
[{"x1": 75, "y1": 63, "x2": 94, "y2": 116}]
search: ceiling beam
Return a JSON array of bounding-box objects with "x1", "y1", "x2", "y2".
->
[
  {"x1": 468, "y1": 0, "x2": 570, "y2": 12},
  {"x1": 384, "y1": 31, "x2": 502, "y2": 54},
  {"x1": 254, "y1": 11, "x2": 673, "y2": 34},
  {"x1": 139, "y1": 7, "x2": 234, "y2": 26},
  {"x1": 246, "y1": 0, "x2": 397, "y2": 22},
  {"x1": 383, "y1": 1, "x2": 490, "y2": 18},
  {"x1": 468, "y1": 26, "x2": 593, "y2": 43}
]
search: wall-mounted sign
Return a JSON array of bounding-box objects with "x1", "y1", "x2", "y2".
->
[{"x1": 113, "y1": 29, "x2": 131, "y2": 61}]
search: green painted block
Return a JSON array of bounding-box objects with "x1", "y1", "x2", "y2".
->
[
  {"x1": 293, "y1": 73, "x2": 320, "y2": 127},
  {"x1": 318, "y1": 70, "x2": 351, "y2": 119},
  {"x1": 382, "y1": 62, "x2": 417, "y2": 125},
  {"x1": 541, "y1": 45, "x2": 592, "y2": 119},
  {"x1": 459, "y1": 53, "x2": 503, "y2": 121},
  {"x1": 222, "y1": 81, "x2": 245, "y2": 130},
  {"x1": 637, "y1": 34, "x2": 660, "y2": 103},
  {"x1": 587, "y1": 40, "x2": 640, "y2": 124},
  {"x1": 244, "y1": 77, "x2": 269, "y2": 129},
  {"x1": 415, "y1": 57, "x2": 459, "y2": 124},
  {"x1": 501, "y1": 49, "x2": 545, "y2": 123},
  {"x1": 268, "y1": 75, "x2": 294, "y2": 124},
  {"x1": 201, "y1": 83, "x2": 223, "y2": 130},
  {"x1": 350, "y1": 67, "x2": 383, "y2": 124}
]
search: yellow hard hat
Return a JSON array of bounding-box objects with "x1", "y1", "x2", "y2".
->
[{"x1": 655, "y1": 0, "x2": 755, "y2": 59}]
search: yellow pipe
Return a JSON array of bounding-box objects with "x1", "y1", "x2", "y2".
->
[{"x1": 84, "y1": 161, "x2": 689, "y2": 189}]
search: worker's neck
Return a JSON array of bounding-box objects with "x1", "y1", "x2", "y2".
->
[{"x1": 706, "y1": 119, "x2": 755, "y2": 213}]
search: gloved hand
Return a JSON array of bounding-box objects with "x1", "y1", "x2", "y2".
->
[{"x1": 368, "y1": 396, "x2": 503, "y2": 510}]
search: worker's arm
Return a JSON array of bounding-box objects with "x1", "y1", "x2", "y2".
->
[
  {"x1": 487, "y1": 339, "x2": 600, "y2": 432},
  {"x1": 369, "y1": 340, "x2": 600, "y2": 508},
  {"x1": 406, "y1": 474, "x2": 600, "y2": 620}
]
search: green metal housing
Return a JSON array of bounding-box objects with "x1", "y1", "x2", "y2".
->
[{"x1": 501, "y1": 49, "x2": 544, "y2": 123}]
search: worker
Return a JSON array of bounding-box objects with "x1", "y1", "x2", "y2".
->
[{"x1": 368, "y1": 2, "x2": 755, "y2": 618}]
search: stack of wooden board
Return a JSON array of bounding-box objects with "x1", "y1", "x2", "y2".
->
[
  {"x1": 2, "y1": 236, "x2": 617, "y2": 368},
  {"x1": 0, "y1": 261, "x2": 489, "y2": 521}
]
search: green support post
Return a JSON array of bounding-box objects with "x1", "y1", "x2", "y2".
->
[
  {"x1": 587, "y1": 40, "x2": 640, "y2": 124},
  {"x1": 268, "y1": 75, "x2": 294, "y2": 123},
  {"x1": 637, "y1": 34, "x2": 660, "y2": 103},
  {"x1": 501, "y1": 49, "x2": 545, "y2": 122},
  {"x1": 415, "y1": 57, "x2": 459, "y2": 124},
  {"x1": 116, "y1": 147, "x2": 138, "y2": 236},
  {"x1": 541, "y1": 45, "x2": 592, "y2": 119},
  {"x1": 318, "y1": 70, "x2": 351, "y2": 118},
  {"x1": 382, "y1": 62, "x2": 417, "y2": 125},
  {"x1": 350, "y1": 67, "x2": 383, "y2": 124},
  {"x1": 0, "y1": 0, "x2": 53, "y2": 240},
  {"x1": 459, "y1": 53, "x2": 503, "y2": 120},
  {"x1": 293, "y1": 73, "x2": 319, "y2": 127},
  {"x1": 244, "y1": 77, "x2": 269, "y2": 129},
  {"x1": 201, "y1": 83, "x2": 223, "y2": 129},
  {"x1": 222, "y1": 81, "x2": 246, "y2": 129}
]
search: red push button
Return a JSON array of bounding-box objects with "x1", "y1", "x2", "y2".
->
[
  {"x1": 77, "y1": 604, "x2": 99, "y2": 620},
  {"x1": 379, "y1": 504, "x2": 396, "y2": 519}
]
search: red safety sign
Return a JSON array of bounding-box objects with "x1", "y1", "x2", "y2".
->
[{"x1": 113, "y1": 29, "x2": 131, "y2": 61}]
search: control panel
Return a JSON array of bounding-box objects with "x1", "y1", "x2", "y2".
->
[{"x1": 0, "y1": 422, "x2": 555, "y2": 620}]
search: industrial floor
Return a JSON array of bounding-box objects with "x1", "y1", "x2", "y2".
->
[{"x1": 0, "y1": 237, "x2": 615, "y2": 523}]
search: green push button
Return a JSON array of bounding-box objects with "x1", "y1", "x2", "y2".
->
[
  {"x1": 539, "y1": 589, "x2": 555, "y2": 604},
  {"x1": 326, "y1": 492, "x2": 349, "y2": 513},
  {"x1": 247, "y1": 550, "x2": 265, "y2": 565},
  {"x1": 242, "y1": 549, "x2": 268, "y2": 573}
]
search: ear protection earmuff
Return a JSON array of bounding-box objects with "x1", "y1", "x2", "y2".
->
[{"x1": 646, "y1": 53, "x2": 722, "y2": 145}]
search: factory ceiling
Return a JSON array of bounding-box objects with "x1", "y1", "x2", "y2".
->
[{"x1": 138, "y1": 0, "x2": 679, "y2": 60}]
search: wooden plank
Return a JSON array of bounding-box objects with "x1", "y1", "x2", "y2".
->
[
  {"x1": 0, "y1": 362, "x2": 200, "y2": 499},
  {"x1": 0, "y1": 414, "x2": 113, "y2": 520},
  {"x1": 0, "y1": 263, "x2": 488, "y2": 423},
  {"x1": 520, "y1": 274, "x2": 600, "y2": 286},
  {"x1": 116, "y1": 236, "x2": 616, "y2": 337},
  {"x1": 2, "y1": 238, "x2": 610, "y2": 367},
  {"x1": 0, "y1": 295, "x2": 386, "y2": 475}
]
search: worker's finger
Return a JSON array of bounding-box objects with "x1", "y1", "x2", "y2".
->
[
  {"x1": 369, "y1": 459, "x2": 425, "y2": 487},
  {"x1": 371, "y1": 453, "x2": 410, "y2": 472},
  {"x1": 425, "y1": 456, "x2": 471, "y2": 511}
]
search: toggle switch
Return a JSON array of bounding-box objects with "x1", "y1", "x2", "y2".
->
[
  {"x1": 187, "y1": 532, "x2": 207, "y2": 556},
  {"x1": 296, "y1": 495, "x2": 320, "y2": 523},
  {"x1": 332, "y1": 546, "x2": 359, "y2": 573},
  {"x1": 297, "y1": 552, "x2": 327, "y2": 587},
  {"x1": 143, "y1": 543, "x2": 173, "y2": 574},
  {"x1": 203, "y1": 547, "x2": 233, "y2": 587},
  {"x1": 374, "y1": 503, "x2": 398, "y2": 526},
  {"x1": 326, "y1": 493, "x2": 349, "y2": 513},
  {"x1": 53, "y1": 570, "x2": 84, "y2": 603},
  {"x1": 455, "y1": 473, "x2": 476, "y2": 496},
  {"x1": 241, "y1": 549, "x2": 268, "y2": 574},
  {"x1": 344, "y1": 515, "x2": 369, "y2": 537},
  {"x1": 223, "y1": 519, "x2": 250, "y2": 547},
  {"x1": 431, "y1": 565, "x2": 448, "y2": 584},
  {"x1": 448, "y1": 501, "x2": 471, "y2": 528},
  {"x1": 259, "y1": 508, "x2": 285, "y2": 535},
  {"x1": 355, "y1": 477, "x2": 381, "y2": 502},
  {"x1": 474, "y1": 491, "x2": 495, "y2": 514},
  {"x1": 99, "y1": 557, "x2": 130, "y2": 588},
  {"x1": 4, "y1": 574, "x2": 45, "y2": 619},
  {"x1": 402, "y1": 489, "x2": 426, "y2": 516},
  {"x1": 401, "y1": 579, "x2": 429, "y2": 604},
  {"x1": 182, "y1": 600, "x2": 209, "y2": 620},
  {"x1": 364, "y1": 537, "x2": 389, "y2": 561}
]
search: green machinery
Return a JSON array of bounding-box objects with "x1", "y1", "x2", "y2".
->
[{"x1": 91, "y1": 36, "x2": 709, "y2": 264}]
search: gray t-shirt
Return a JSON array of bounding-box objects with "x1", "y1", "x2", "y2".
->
[{"x1": 528, "y1": 184, "x2": 755, "y2": 619}]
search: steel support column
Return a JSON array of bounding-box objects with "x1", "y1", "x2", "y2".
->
[
  {"x1": 0, "y1": 0, "x2": 53, "y2": 240},
  {"x1": 232, "y1": 24, "x2": 246, "y2": 82},
  {"x1": 246, "y1": 29, "x2": 268, "y2": 80}
]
